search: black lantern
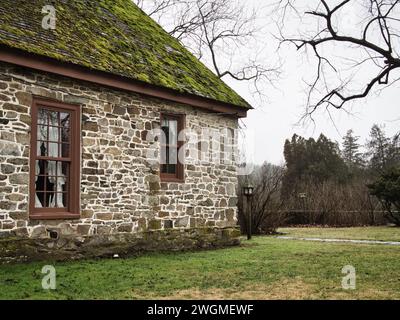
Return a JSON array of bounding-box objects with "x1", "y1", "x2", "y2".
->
[
  {"x1": 242, "y1": 182, "x2": 254, "y2": 240},
  {"x1": 243, "y1": 183, "x2": 254, "y2": 197},
  {"x1": 298, "y1": 192, "x2": 307, "y2": 214}
]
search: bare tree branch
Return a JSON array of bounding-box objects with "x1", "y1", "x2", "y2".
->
[
  {"x1": 276, "y1": 0, "x2": 400, "y2": 113},
  {"x1": 136, "y1": 0, "x2": 279, "y2": 101}
]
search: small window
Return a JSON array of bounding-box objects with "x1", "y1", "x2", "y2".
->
[
  {"x1": 29, "y1": 99, "x2": 80, "y2": 219},
  {"x1": 160, "y1": 113, "x2": 185, "y2": 182}
]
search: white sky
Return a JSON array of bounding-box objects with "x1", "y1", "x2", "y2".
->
[
  {"x1": 145, "y1": 0, "x2": 399, "y2": 165},
  {"x1": 226, "y1": 49, "x2": 399, "y2": 165},
  {"x1": 223, "y1": 0, "x2": 400, "y2": 165}
]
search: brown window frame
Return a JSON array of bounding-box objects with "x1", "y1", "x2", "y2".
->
[
  {"x1": 29, "y1": 98, "x2": 81, "y2": 220},
  {"x1": 160, "y1": 113, "x2": 185, "y2": 183}
]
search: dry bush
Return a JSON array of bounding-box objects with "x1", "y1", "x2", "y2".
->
[
  {"x1": 283, "y1": 179, "x2": 385, "y2": 227},
  {"x1": 238, "y1": 163, "x2": 286, "y2": 234}
]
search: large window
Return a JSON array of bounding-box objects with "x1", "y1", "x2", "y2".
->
[
  {"x1": 29, "y1": 99, "x2": 80, "y2": 219},
  {"x1": 160, "y1": 113, "x2": 185, "y2": 182}
]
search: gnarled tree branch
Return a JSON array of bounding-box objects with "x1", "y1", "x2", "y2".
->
[{"x1": 277, "y1": 0, "x2": 400, "y2": 113}]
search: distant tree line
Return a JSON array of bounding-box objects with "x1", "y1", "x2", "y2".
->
[{"x1": 238, "y1": 125, "x2": 400, "y2": 234}]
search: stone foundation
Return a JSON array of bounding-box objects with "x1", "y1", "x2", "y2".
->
[{"x1": 0, "y1": 227, "x2": 241, "y2": 264}]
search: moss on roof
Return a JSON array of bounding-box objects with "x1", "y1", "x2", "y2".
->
[{"x1": 0, "y1": 0, "x2": 250, "y2": 108}]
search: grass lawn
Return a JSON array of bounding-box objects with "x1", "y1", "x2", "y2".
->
[
  {"x1": 278, "y1": 226, "x2": 400, "y2": 242},
  {"x1": 1, "y1": 230, "x2": 400, "y2": 300}
]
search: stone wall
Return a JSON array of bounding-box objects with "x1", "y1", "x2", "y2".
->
[
  {"x1": 0, "y1": 227, "x2": 241, "y2": 264},
  {"x1": 0, "y1": 62, "x2": 239, "y2": 244}
]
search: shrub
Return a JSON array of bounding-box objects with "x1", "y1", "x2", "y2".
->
[{"x1": 368, "y1": 167, "x2": 400, "y2": 226}]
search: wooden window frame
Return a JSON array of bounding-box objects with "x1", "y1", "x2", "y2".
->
[
  {"x1": 29, "y1": 98, "x2": 81, "y2": 220},
  {"x1": 160, "y1": 113, "x2": 185, "y2": 183}
]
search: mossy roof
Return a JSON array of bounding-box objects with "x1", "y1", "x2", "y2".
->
[{"x1": 0, "y1": 0, "x2": 250, "y2": 109}]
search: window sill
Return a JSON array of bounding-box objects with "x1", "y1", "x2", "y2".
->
[
  {"x1": 30, "y1": 213, "x2": 81, "y2": 220},
  {"x1": 160, "y1": 177, "x2": 185, "y2": 183}
]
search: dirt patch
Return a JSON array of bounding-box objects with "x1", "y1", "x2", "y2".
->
[
  {"x1": 326, "y1": 287, "x2": 399, "y2": 300},
  {"x1": 129, "y1": 278, "x2": 317, "y2": 300},
  {"x1": 277, "y1": 236, "x2": 400, "y2": 246}
]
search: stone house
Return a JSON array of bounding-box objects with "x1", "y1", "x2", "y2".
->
[{"x1": 0, "y1": 0, "x2": 251, "y2": 261}]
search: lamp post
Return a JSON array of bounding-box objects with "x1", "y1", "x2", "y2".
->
[
  {"x1": 243, "y1": 183, "x2": 254, "y2": 240},
  {"x1": 299, "y1": 192, "x2": 307, "y2": 219}
]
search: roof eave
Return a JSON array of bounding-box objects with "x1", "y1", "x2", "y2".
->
[{"x1": 0, "y1": 45, "x2": 252, "y2": 118}]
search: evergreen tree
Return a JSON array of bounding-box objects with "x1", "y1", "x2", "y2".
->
[
  {"x1": 282, "y1": 134, "x2": 348, "y2": 196},
  {"x1": 342, "y1": 129, "x2": 364, "y2": 171},
  {"x1": 387, "y1": 133, "x2": 400, "y2": 168},
  {"x1": 368, "y1": 167, "x2": 400, "y2": 226},
  {"x1": 366, "y1": 124, "x2": 391, "y2": 172}
]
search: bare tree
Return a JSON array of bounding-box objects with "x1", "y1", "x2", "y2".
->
[
  {"x1": 135, "y1": 0, "x2": 180, "y2": 17},
  {"x1": 134, "y1": 0, "x2": 279, "y2": 100},
  {"x1": 276, "y1": 0, "x2": 400, "y2": 114},
  {"x1": 238, "y1": 163, "x2": 285, "y2": 234},
  {"x1": 284, "y1": 179, "x2": 384, "y2": 226}
]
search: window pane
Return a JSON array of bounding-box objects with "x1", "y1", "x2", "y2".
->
[
  {"x1": 38, "y1": 109, "x2": 49, "y2": 125},
  {"x1": 35, "y1": 172, "x2": 45, "y2": 191},
  {"x1": 55, "y1": 162, "x2": 68, "y2": 208},
  {"x1": 61, "y1": 126, "x2": 70, "y2": 143},
  {"x1": 48, "y1": 111, "x2": 58, "y2": 126},
  {"x1": 35, "y1": 192, "x2": 45, "y2": 208},
  {"x1": 167, "y1": 164, "x2": 176, "y2": 174},
  {"x1": 34, "y1": 160, "x2": 69, "y2": 209},
  {"x1": 51, "y1": 193, "x2": 66, "y2": 208},
  {"x1": 61, "y1": 112, "x2": 70, "y2": 143},
  {"x1": 37, "y1": 141, "x2": 48, "y2": 156},
  {"x1": 61, "y1": 143, "x2": 70, "y2": 158},
  {"x1": 161, "y1": 118, "x2": 178, "y2": 145},
  {"x1": 47, "y1": 126, "x2": 61, "y2": 142},
  {"x1": 169, "y1": 120, "x2": 177, "y2": 146},
  {"x1": 169, "y1": 146, "x2": 177, "y2": 165},
  {"x1": 60, "y1": 112, "x2": 70, "y2": 124},
  {"x1": 37, "y1": 125, "x2": 48, "y2": 141},
  {"x1": 160, "y1": 144, "x2": 178, "y2": 175},
  {"x1": 36, "y1": 108, "x2": 63, "y2": 157},
  {"x1": 62, "y1": 161, "x2": 69, "y2": 177},
  {"x1": 161, "y1": 164, "x2": 177, "y2": 174},
  {"x1": 46, "y1": 161, "x2": 57, "y2": 197},
  {"x1": 35, "y1": 160, "x2": 47, "y2": 186},
  {"x1": 48, "y1": 142, "x2": 59, "y2": 157},
  {"x1": 37, "y1": 130, "x2": 68, "y2": 158},
  {"x1": 161, "y1": 121, "x2": 169, "y2": 145},
  {"x1": 161, "y1": 146, "x2": 178, "y2": 165},
  {"x1": 62, "y1": 192, "x2": 68, "y2": 208}
]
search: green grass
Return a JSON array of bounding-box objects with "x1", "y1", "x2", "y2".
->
[
  {"x1": 278, "y1": 226, "x2": 400, "y2": 242},
  {"x1": 1, "y1": 232, "x2": 400, "y2": 300}
]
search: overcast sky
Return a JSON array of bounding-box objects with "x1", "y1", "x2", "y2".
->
[
  {"x1": 223, "y1": 1, "x2": 400, "y2": 165},
  {"x1": 227, "y1": 49, "x2": 399, "y2": 165},
  {"x1": 145, "y1": 0, "x2": 399, "y2": 165}
]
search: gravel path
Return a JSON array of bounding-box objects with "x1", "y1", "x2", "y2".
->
[{"x1": 276, "y1": 236, "x2": 400, "y2": 246}]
